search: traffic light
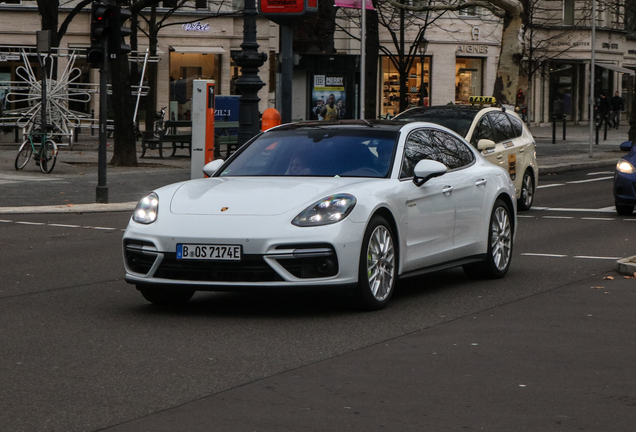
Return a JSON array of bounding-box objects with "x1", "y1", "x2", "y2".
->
[
  {"x1": 87, "y1": 1, "x2": 113, "y2": 68},
  {"x1": 108, "y1": 5, "x2": 132, "y2": 59}
]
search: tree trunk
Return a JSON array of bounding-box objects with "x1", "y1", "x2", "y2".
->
[
  {"x1": 110, "y1": 53, "x2": 138, "y2": 166},
  {"x1": 365, "y1": 9, "x2": 379, "y2": 119},
  {"x1": 493, "y1": 14, "x2": 523, "y2": 106}
]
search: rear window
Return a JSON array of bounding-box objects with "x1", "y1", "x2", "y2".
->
[{"x1": 394, "y1": 108, "x2": 478, "y2": 137}]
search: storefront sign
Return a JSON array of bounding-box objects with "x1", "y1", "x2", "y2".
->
[
  {"x1": 0, "y1": 54, "x2": 20, "y2": 61},
  {"x1": 182, "y1": 22, "x2": 210, "y2": 32},
  {"x1": 602, "y1": 43, "x2": 619, "y2": 49},
  {"x1": 259, "y1": 0, "x2": 318, "y2": 23},
  {"x1": 549, "y1": 41, "x2": 590, "y2": 47},
  {"x1": 471, "y1": 26, "x2": 480, "y2": 41},
  {"x1": 456, "y1": 44, "x2": 488, "y2": 54}
]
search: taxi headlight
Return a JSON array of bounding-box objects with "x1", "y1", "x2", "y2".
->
[
  {"x1": 616, "y1": 159, "x2": 636, "y2": 174},
  {"x1": 133, "y1": 193, "x2": 159, "y2": 224}
]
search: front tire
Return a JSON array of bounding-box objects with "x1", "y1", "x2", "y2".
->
[
  {"x1": 137, "y1": 285, "x2": 195, "y2": 306},
  {"x1": 463, "y1": 199, "x2": 513, "y2": 279},
  {"x1": 39, "y1": 140, "x2": 58, "y2": 174},
  {"x1": 616, "y1": 202, "x2": 634, "y2": 216},
  {"x1": 15, "y1": 140, "x2": 32, "y2": 170},
  {"x1": 354, "y1": 216, "x2": 397, "y2": 311},
  {"x1": 517, "y1": 169, "x2": 534, "y2": 211}
]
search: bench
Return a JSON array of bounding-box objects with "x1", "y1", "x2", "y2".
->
[
  {"x1": 141, "y1": 120, "x2": 192, "y2": 158},
  {"x1": 214, "y1": 121, "x2": 239, "y2": 159}
]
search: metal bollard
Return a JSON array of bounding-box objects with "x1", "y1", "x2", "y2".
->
[
  {"x1": 604, "y1": 115, "x2": 608, "y2": 141},
  {"x1": 595, "y1": 118, "x2": 600, "y2": 145},
  {"x1": 552, "y1": 115, "x2": 557, "y2": 144},
  {"x1": 562, "y1": 114, "x2": 566, "y2": 140},
  {"x1": 91, "y1": 109, "x2": 95, "y2": 136}
]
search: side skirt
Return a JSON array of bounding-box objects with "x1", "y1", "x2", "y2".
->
[{"x1": 399, "y1": 254, "x2": 487, "y2": 280}]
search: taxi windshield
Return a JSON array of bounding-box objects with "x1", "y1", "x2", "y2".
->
[{"x1": 394, "y1": 107, "x2": 479, "y2": 137}]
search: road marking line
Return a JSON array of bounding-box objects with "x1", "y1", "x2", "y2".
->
[
  {"x1": 574, "y1": 256, "x2": 622, "y2": 260},
  {"x1": 587, "y1": 171, "x2": 614, "y2": 176},
  {"x1": 517, "y1": 215, "x2": 534, "y2": 218},
  {"x1": 15, "y1": 221, "x2": 45, "y2": 225},
  {"x1": 94, "y1": 227, "x2": 117, "y2": 231},
  {"x1": 542, "y1": 216, "x2": 574, "y2": 219},
  {"x1": 521, "y1": 253, "x2": 568, "y2": 258},
  {"x1": 537, "y1": 184, "x2": 565, "y2": 189},
  {"x1": 531, "y1": 206, "x2": 615, "y2": 213},
  {"x1": 567, "y1": 176, "x2": 613, "y2": 184},
  {"x1": 0, "y1": 219, "x2": 13, "y2": 223},
  {"x1": 48, "y1": 224, "x2": 82, "y2": 228},
  {"x1": 581, "y1": 217, "x2": 615, "y2": 221}
]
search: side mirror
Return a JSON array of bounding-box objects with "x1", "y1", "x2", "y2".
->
[
  {"x1": 413, "y1": 159, "x2": 448, "y2": 186},
  {"x1": 620, "y1": 141, "x2": 633, "y2": 152},
  {"x1": 477, "y1": 139, "x2": 496, "y2": 151},
  {"x1": 203, "y1": 159, "x2": 225, "y2": 177}
]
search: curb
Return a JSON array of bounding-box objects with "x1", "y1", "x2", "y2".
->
[
  {"x1": 0, "y1": 202, "x2": 137, "y2": 215},
  {"x1": 539, "y1": 158, "x2": 617, "y2": 175},
  {"x1": 616, "y1": 255, "x2": 636, "y2": 276}
]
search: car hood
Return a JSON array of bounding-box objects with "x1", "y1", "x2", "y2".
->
[{"x1": 169, "y1": 177, "x2": 371, "y2": 216}]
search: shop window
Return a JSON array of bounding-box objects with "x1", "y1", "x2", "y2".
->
[
  {"x1": 169, "y1": 51, "x2": 221, "y2": 120},
  {"x1": 162, "y1": 0, "x2": 178, "y2": 7},
  {"x1": 455, "y1": 58, "x2": 482, "y2": 104},
  {"x1": 563, "y1": 0, "x2": 574, "y2": 25},
  {"x1": 0, "y1": 0, "x2": 21, "y2": 3},
  {"x1": 381, "y1": 56, "x2": 430, "y2": 117},
  {"x1": 459, "y1": 0, "x2": 477, "y2": 17},
  {"x1": 196, "y1": 0, "x2": 207, "y2": 8}
]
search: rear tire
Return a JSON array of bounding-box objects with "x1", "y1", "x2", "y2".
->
[
  {"x1": 615, "y1": 202, "x2": 634, "y2": 216},
  {"x1": 40, "y1": 140, "x2": 58, "y2": 174},
  {"x1": 354, "y1": 216, "x2": 397, "y2": 311},
  {"x1": 463, "y1": 199, "x2": 513, "y2": 279},
  {"x1": 517, "y1": 169, "x2": 534, "y2": 211},
  {"x1": 137, "y1": 285, "x2": 195, "y2": 306},
  {"x1": 15, "y1": 140, "x2": 32, "y2": 170}
]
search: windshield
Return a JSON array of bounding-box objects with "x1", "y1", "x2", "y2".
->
[
  {"x1": 219, "y1": 129, "x2": 399, "y2": 178},
  {"x1": 394, "y1": 107, "x2": 479, "y2": 137}
]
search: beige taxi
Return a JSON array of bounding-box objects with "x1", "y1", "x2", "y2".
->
[{"x1": 395, "y1": 97, "x2": 539, "y2": 210}]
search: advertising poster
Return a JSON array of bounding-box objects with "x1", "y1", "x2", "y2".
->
[{"x1": 310, "y1": 75, "x2": 347, "y2": 120}]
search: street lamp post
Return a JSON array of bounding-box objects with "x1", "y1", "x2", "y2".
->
[
  {"x1": 417, "y1": 37, "x2": 428, "y2": 107},
  {"x1": 232, "y1": 0, "x2": 268, "y2": 146}
]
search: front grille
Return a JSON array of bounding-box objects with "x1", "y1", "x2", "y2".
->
[{"x1": 155, "y1": 254, "x2": 283, "y2": 282}]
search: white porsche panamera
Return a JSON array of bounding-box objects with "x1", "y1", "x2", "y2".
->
[{"x1": 123, "y1": 120, "x2": 516, "y2": 310}]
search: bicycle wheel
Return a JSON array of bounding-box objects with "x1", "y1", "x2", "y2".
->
[
  {"x1": 15, "y1": 140, "x2": 33, "y2": 170},
  {"x1": 39, "y1": 140, "x2": 58, "y2": 174}
]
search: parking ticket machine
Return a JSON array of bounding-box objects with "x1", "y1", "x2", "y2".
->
[{"x1": 191, "y1": 79, "x2": 215, "y2": 179}]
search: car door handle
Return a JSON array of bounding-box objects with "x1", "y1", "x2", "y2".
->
[
  {"x1": 475, "y1": 179, "x2": 487, "y2": 187},
  {"x1": 442, "y1": 186, "x2": 453, "y2": 195}
]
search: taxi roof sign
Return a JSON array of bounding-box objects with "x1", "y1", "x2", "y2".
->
[{"x1": 468, "y1": 96, "x2": 497, "y2": 104}]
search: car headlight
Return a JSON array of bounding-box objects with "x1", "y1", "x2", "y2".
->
[
  {"x1": 133, "y1": 192, "x2": 159, "y2": 224},
  {"x1": 616, "y1": 159, "x2": 636, "y2": 174},
  {"x1": 292, "y1": 194, "x2": 356, "y2": 227}
]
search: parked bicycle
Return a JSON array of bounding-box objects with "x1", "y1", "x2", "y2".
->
[
  {"x1": 15, "y1": 125, "x2": 59, "y2": 174},
  {"x1": 154, "y1": 106, "x2": 167, "y2": 138}
]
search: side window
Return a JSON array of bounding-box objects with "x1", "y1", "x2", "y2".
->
[
  {"x1": 470, "y1": 115, "x2": 496, "y2": 147},
  {"x1": 507, "y1": 113, "x2": 523, "y2": 137},
  {"x1": 488, "y1": 112, "x2": 515, "y2": 142},
  {"x1": 400, "y1": 129, "x2": 475, "y2": 178}
]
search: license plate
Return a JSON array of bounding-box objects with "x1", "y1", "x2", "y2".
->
[{"x1": 176, "y1": 244, "x2": 242, "y2": 261}]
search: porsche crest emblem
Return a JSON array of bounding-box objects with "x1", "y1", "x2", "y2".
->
[{"x1": 221, "y1": 207, "x2": 229, "y2": 212}]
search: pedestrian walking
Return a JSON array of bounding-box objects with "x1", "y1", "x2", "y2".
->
[
  {"x1": 610, "y1": 91, "x2": 624, "y2": 129},
  {"x1": 596, "y1": 92, "x2": 612, "y2": 130}
]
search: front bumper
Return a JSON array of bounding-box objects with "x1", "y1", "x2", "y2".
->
[
  {"x1": 122, "y1": 214, "x2": 364, "y2": 290},
  {"x1": 614, "y1": 172, "x2": 636, "y2": 205}
]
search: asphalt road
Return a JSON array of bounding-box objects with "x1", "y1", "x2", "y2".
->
[{"x1": 1, "y1": 168, "x2": 635, "y2": 432}]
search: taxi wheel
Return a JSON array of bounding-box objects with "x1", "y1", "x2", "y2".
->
[
  {"x1": 463, "y1": 199, "x2": 513, "y2": 279},
  {"x1": 137, "y1": 285, "x2": 195, "y2": 306},
  {"x1": 517, "y1": 169, "x2": 534, "y2": 211},
  {"x1": 615, "y1": 203, "x2": 634, "y2": 216}
]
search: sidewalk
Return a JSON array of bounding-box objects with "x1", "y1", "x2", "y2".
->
[{"x1": 0, "y1": 122, "x2": 628, "y2": 213}]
